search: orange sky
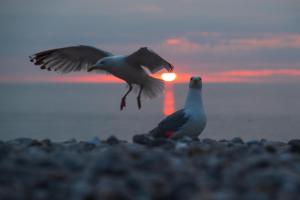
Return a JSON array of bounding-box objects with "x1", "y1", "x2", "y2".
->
[{"x1": 1, "y1": 69, "x2": 300, "y2": 84}]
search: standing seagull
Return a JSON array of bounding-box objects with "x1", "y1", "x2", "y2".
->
[
  {"x1": 150, "y1": 76, "x2": 206, "y2": 139},
  {"x1": 30, "y1": 46, "x2": 174, "y2": 110}
]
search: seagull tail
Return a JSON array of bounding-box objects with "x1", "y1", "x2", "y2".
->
[{"x1": 141, "y1": 76, "x2": 165, "y2": 99}]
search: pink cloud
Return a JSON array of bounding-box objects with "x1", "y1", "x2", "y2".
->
[
  {"x1": 187, "y1": 31, "x2": 222, "y2": 37},
  {"x1": 166, "y1": 69, "x2": 300, "y2": 83},
  {"x1": 218, "y1": 69, "x2": 300, "y2": 77},
  {"x1": 226, "y1": 35, "x2": 300, "y2": 49},
  {"x1": 162, "y1": 37, "x2": 202, "y2": 53},
  {"x1": 165, "y1": 38, "x2": 182, "y2": 45},
  {"x1": 161, "y1": 33, "x2": 300, "y2": 54},
  {"x1": 0, "y1": 74, "x2": 123, "y2": 83},
  {"x1": 198, "y1": 32, "x2": 221, "y2": 37},
  {"x1": 134, "y1": 4, "x2": 162, "y2": 13},
  {"x1": 205, "y1": 69, "x2": 300, "y2": 83}
]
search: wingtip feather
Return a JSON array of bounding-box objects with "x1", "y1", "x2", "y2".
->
[
  {"x1": 168, "y1": 63, "x2": 174, "y2": 72},
  {"x1": 29, "y1": 56, "x2": 34, "y2": 62}
]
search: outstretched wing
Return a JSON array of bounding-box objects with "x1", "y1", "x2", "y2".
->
[
  {"x1": 150, "y1": 109, "x2": 189, "y2": 138},
  {"x1": 125, "y1": 47, "x2": 174, "y2": 73},
  {"x1": 30, "y1": 45, "x2": 113, "y2": 73}
]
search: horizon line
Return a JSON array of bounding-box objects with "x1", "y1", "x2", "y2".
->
[{"x1": 1, "y1": 69, "x2": 300, "y2": 84}]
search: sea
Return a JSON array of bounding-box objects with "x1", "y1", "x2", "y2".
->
[{"x1": 0, "y1": 83, "x2": 299, "y2": 142}]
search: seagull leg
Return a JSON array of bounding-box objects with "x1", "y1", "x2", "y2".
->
[
  {"x1": 137, "y1": 85, "x2": 144, "y2": 109},
  {"x1": 120, "y1": 83, "x2": 133, "y2": 110}
]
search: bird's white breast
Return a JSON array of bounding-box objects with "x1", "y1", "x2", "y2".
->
[
  {"x1": 176, "y1": 108, "x2": 206, "y2": 138},
  {"x1": 174, "y1": 87, "x2": 207, "y2": 138}
]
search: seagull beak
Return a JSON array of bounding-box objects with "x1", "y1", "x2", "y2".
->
[
  {"x1": 192, "y1": 80, "x2": 198, "y2": 87},
  {"x1": 87, "y1": 65, "x2": 97, "y2": 72}
]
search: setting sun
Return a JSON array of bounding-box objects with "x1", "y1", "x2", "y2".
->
[{"x1": 161, "y1": 73, "x2": 177, "y2": 82}]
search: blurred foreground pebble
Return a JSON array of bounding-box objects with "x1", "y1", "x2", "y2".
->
[{"x1": 0, "y1": 136, "x2": 300, "y2": 200}]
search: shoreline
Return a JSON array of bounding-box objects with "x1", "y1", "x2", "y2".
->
[{"x1": 1, "y1": 136, "x2": 300, "y2": 199}]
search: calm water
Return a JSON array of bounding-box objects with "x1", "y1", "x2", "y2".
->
[{"x1": 0, "y1": 83, "x2": 299, "y2": 141}]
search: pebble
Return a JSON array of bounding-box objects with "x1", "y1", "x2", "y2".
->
[
  {"x1": 288, "y1": 139, "x2": 300, "y2": 153},
  {"x1": 87, "y1": 136, "x2": 102, "y2": 146},
  {"x1": 231, "y1": 137, "x2": 244, "y2": 144},
  {"x1": 132, "y1": 134, "x2": 153, "y2": 145},
  {"x1": 106, "y1": 135, "x2": 120, "y2": 145}
]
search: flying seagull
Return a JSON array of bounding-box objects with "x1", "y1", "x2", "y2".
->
[
  {"x1": 150, "y1": 76, "x2": 206, "y2": 139},
  {"x1": 30, "y1": 45, "x2": 174, "y2": 110}
]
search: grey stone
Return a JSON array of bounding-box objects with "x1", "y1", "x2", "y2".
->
[
  {"x1": 231, "y1": 137, "x2": 244, "y2": 144},
  {"x1": 288, "y1": 139, "x2": 300, "y2": 153},
  {"x1": 106, "y1": 135, "x2": 120, "y2": 145},
  {"x1": 133, "y1": 134, "x2": 153, "y2": 145}
]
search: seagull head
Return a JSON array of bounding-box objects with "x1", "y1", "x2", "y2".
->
[
  {"x1": 189, "y1": 76, "x2": 202, "y2": 89},
  {"x1": 88, "y1": 57, "x2": 111, "y2": 72}
]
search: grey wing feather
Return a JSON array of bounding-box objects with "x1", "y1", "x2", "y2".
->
[
  {"x1": 150, "y1": 109, "x2": 189, "y2": 137},
  {"x1": 125, "y1": 47, "x2": 174, "y2": 73},
  {"x1": 30, "y1": 45, "x2": 113, "y2": 73}
]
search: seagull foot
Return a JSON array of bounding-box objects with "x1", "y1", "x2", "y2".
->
[
  {"x1": 120, "y1": 99, "x2": 126, "y2": 110},
  {"x1": 137, "y1": 98, "x2": 142, "y2": 110}
]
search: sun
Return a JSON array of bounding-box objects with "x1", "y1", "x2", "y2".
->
[{"x1": 161, "y1": 73, "x2": 177, "y2": 82}]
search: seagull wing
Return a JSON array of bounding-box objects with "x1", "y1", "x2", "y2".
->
[
  {"x1": 30, "y1": 45, "x2": 113, "y2": 73},
  {"x1": 150, "y1": 109, "x2": 189, "y2": 138},
  {"x1": 125, "y1": 47, "x2": 174, "y2": 73}
]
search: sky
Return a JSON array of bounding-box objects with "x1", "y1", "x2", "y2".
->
[{"x1": 0, "y1": 0, "x2": 300, "y2": 83}]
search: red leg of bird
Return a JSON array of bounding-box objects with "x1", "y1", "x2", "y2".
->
[
  {"x1": 137, "y1": 85, "x2": 143, "y2": 110},
  {"x1": 120, "y1": 84, "x2": 133, "y2": 110}
]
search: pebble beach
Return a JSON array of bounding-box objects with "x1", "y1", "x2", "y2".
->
[{"x1": 1, "y1": 136, "x2": 300, "y2": 200}]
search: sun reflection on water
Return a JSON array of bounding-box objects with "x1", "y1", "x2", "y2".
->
[{"x1": 163, "y1": 84, "x2": 175, "y2": 116}]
